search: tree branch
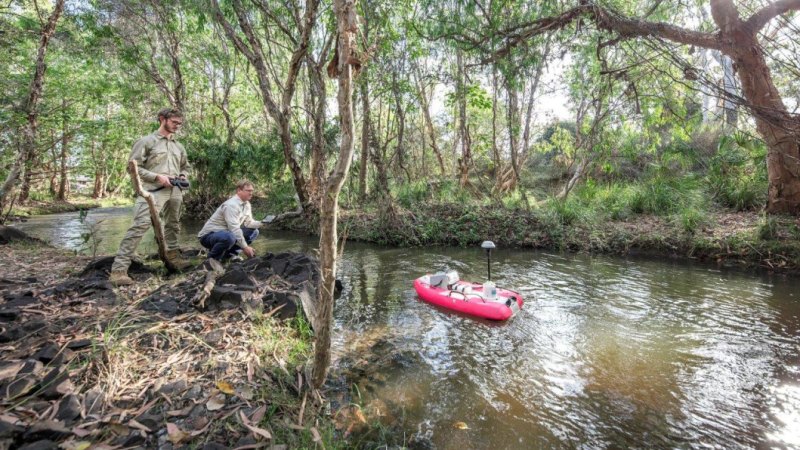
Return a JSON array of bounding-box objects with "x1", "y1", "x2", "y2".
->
[{"x1": 745, "y1": 0, "x2": 800, "y2": 33}]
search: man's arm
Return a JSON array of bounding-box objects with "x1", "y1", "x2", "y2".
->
[
  {"x1": 222, "y1": 204, "x2": 248, "y2": 249},
  {"x1": 130, "y1": 136, "x2": 159, "y2": 184},
  {"x1": 178, "y1": 142, "x2": 191, "y2": 179},
  {"x1": 241, "y1": 203, "x2": 264, "y2": 229}
]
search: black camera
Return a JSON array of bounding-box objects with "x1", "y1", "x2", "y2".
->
[{"x1": 169, "y1": 177, "x2": 190, "y2": 189}]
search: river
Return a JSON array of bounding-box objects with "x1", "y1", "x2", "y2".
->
[{"x1": 11, "y1": 207, "x2": 800, "y2": 448}]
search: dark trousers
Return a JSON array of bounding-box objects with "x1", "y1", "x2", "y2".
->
[{"x1": 199, "y1": 227, "x2": 259, "y2": 261}]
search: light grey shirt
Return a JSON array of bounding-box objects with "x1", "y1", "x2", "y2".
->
[{"x1": 197, "y1": 195, "x2": 263, "y2": 249}]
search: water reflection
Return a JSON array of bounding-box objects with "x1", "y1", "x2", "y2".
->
[{"x1": 12, "y1": 208, "x2": 800, "y2": 448}]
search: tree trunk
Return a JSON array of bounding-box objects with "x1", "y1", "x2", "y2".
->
[
  {"x1": 57, "y1": 99, "x2": 69, "y2": 201},
  {"x1": 211, "y1": 0, "x2": 318, "y2": 209},
  {"x1": 358, "y1": 74, "x2": 371, "y2": 201},
  {"x1": 312, "y1": 0, "x2": 358, "y2": 388},
  {"x1": 0, "y1": 0, "x2": 65, "y2": 207},
  {"x1": 306, "y1": 44, "x2": 332, "y2": 207},
  {"x1": 492, "y1": 0, "x2": 800, "y2": 213},
  {"x1": 414, "y1": 65, "x2": 446, "y2": 176},
  {"x1": 456, "y1": 49, "x2": 471, "y2": 187}
]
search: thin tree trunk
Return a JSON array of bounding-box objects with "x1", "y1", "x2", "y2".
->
[
  {"x1": 313, "y1": 0, "x2": 358, "y2": 388},
  {"x1": 456, "y1": 49, "x2": 471, "y2": 187},
  {"x1": 358, "y1": 74, "x2": 370, "y2": 201},
  {"x1": 57, "y1": 99, "x2": 69, "y2": 200},
  {"x1": 414, "y1": 65, "x2": 446, "y2": 176},
  {"x1": 0, "y1": 0, "x2": 65, "y2": 207}
]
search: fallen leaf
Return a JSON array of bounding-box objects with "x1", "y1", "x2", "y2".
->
[
  {"x1": 216, "y1": 380, "x2": 235, "y2": 395},
  {"x1": 310, "y1": 427, "x2": 322, "y2": 443},
  {"x1": 166, "y1": 422, "x2": 190, "y2": 444},
  {"x1": 59, "y1": 439, "x2": 92, "y2": 450},
  {"x1": 453, "y1": 421, "x2": 469, "y2": 430},
  {"x1": 243, "y1": 421, "x2": 272, "y2": 440},
  {"x1": 238, "y1": 385, "x2": 254, "y2": 401},
  {"x1": 206, "y1": 393, "x2": 226, "y2": 411},
  {"x1": 128, "y1": 418, "x2": 151, "y2": 432},
  {"x1": 250, "y1": 405, "x2": 266, "y2": 423}
]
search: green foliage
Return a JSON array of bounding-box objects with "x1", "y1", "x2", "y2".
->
[
  {"x1": 395, "y1": 180, "x2": 431, "y2": 208},
  {"x1": 188, "y1": 128, "x2": 285, "y2": 199},
  {"x1": 706, "y1": 132, "x2": 767, "y2": 211}
]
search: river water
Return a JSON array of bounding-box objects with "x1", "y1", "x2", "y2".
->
[{"x1": 11, "y1": 207, "x2": 800, "y2": 448}]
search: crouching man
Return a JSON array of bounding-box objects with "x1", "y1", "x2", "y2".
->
[{"x1": 198, "y1": 180, "x2": 263, "y2": 262}]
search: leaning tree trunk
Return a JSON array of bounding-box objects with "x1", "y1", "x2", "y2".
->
[
  {"x1": 0, "y1": 0, "x2": 65, "y2": 208},
  {"x1": 312, "y1": 0, "x2": 359, "y2": 388},
  {"x1": 737, "y1": 57, "x2": 800, "y2": 214}
]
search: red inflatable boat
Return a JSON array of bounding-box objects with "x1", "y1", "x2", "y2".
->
[{"x1": 413, "y1": 272, "x2": 523, "y2": 321}]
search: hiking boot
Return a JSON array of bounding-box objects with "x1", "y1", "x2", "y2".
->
[
  {"x1": 109, "y1": 271, "x2": 134, "y2": 287},
  {"x1": 165, "y1": 249, "x2": 192, "y2": 271}
]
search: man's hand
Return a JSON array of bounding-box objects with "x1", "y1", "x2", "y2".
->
[
  {"x1": 156, "y1": 174, "x2": 172, "y2": 188},
  {"x1": 243, "y1": 246, "x2": 256, "y2": 258}
]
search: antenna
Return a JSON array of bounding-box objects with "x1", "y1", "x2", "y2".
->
[{"x1": 481, "y1": 240, "x2": 495, "y2": 281}]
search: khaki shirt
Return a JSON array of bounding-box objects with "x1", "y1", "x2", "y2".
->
[
  {"x1": 130, "y1": 131, "x2": 190, "y2": 191},
  {"x1": 198, "y1": 195, "x2": 263, "y2": 249}
]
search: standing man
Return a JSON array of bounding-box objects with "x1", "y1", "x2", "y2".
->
[
  {"x1": 198, "y1": 180, "x2": 263, "y2": 262},
  {"x1": 109, "y1": 108, "x2": 192, "y2": 287}
]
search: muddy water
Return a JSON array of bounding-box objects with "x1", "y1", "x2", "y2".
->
[{"x1": 12, "y1": 207, "x2": 800, "y2": 448}]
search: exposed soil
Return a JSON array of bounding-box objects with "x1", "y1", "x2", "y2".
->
[{"x1": 0, "y1": 235, "x2": 344, "y2": 449}]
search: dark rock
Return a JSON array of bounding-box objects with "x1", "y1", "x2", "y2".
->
[
  {"x1": 19, "y1": 359, "x2": 44, "y2": 375},
  {"x1": 135, "y1": 412, "x2": 162, "y2": 430},
  {"x1": 120, "y1": 431, "x2": 147, "y2": 447},
  {"x1": 184, "y1": 385, "x2": 203, "y2": 400},
  {"x1": 157, "y1": 379, "x2": 188, "y2": 395},
  {"x1": 22, "y1": 320, "x2": 47, "y2": 334},
  {"x1": 208, "y1": 286, "x2": 252, "y2": 309},
  {"x1": 202, "y1": 443, "x2": 228, "y2": 450},
  {"x1": 22, "y1": 420, "x2": 71, "y2": 441},
  {"x1": 66, "y1": 338, "x2": 92, "y2": 350},
  {"x1": 0, "y1": 326, "x2": 20, "y2": 343},
  {"x1": 202, "y1": 330, "x2": 224, "y2": 346},
  {"x1": 0, "y1": 226, "x2": 44, "y2": 245},
  {"x1": 233, "y1": 436, "x2": 257, "y2": 449},
  {"x1": 83, "y1": 389, "x2": 105, "y2": 416},
  {"x1": 0, "y1": 308, "x2": 19, "y2": 321},
  {"x1": 216, "y1": 267, "x2": 258, "y2": 290},
  {"x1": 38, "y1": 367, "x2": 73, "y2": 399},
  {"x1": 269, "y1": 253, "x2": 291, "y2": 277},
  {"x1": 79, "y1": 256, "x2": 153, "y2": 277},
  {"x1": 5, "y1": 374, "x2": 38, "y2": 400},
  {"x1": 0, "y1": 419, "x2": 23, "y2": 439},
  {"x1": 262, "y1": 291, "x2": 299, "y2": 321},
  {"x1": 27, "y1": 400, "x2": 54, "y2": 414},
  {"x1": 141, "y1": 297, "x2": 186, "y2": 316},
  {"x1": 3, "y1": 293, "x2": 37, "y2": 309},
  {"x1": 17, "y1": 440, "x2": 58, "y2": 450},
  {"x1": 32, "y1": 343, "x2": 60, "y2": 363},
  {"x1": 55, "y1": 394, "x2": 81, "y2": 423},
  {"x1": 0, "y1": 360, "x2": 24, "y2": 383}
]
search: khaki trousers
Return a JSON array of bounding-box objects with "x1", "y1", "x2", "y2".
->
[{"x1": 111, "y1": 186, "x2": 183, "y2": 273}]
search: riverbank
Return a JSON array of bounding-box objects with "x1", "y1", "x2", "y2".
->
[
  {"x1": 4, "y1": 196, "x2": 133, "y2": 220},
  {"x1": 0, "y1": 239, "x2": 350, "y2": 449},
  {"x1": 279, "y1": 205, "x2": 800, "y2": 275}
]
